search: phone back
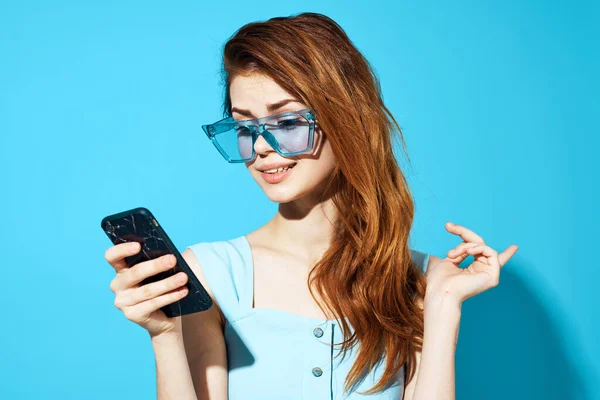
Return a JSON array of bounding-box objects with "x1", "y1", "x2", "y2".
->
[{"x1": 101, "y1": 207, "x2": 212, "y2": 317}]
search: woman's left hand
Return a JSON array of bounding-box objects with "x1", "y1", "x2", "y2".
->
[{"x1": 425, "y1": 222, "x2": 519, "y2": 306}]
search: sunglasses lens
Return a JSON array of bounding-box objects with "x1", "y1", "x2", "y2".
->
[
  {"x1": 212, "y1": 125, "x2": 254, "y2": 161},
  {"x1": 267, "y1": 116, "x2": 311, "y2": 154}
]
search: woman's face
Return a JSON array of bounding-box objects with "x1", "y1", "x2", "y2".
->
[{"x1": 230, "y1": 73, "x2": 336, "y2": 204}]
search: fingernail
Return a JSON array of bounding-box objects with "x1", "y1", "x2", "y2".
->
[{"x1": 163, "y1": 254, "x2": 173, "y2": 265}]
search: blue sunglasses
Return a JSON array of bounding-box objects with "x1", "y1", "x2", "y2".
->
[{"x1": 202, "y1": 108, "x2": 317, "y2": 163}]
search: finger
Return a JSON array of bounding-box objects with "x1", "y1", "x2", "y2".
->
[
  {"x1": 447, "y1": 241, "x2": 484, "y2": 257},
  {"x1": 466, "y1": 243, "x2": 500, "y2": 270},
  {"x1": 498, "y1": 245, "x2": 519, "y2": 268},
  {"x1": 446, "y1": 251, "x2": 469, "y2": 264},
  {"x1": 447, "y1": 242, "x2": 481, "y2": 263},
  {"x1": 126, "y1": 254, "x2": 177, "y2": 287},
  {"x1": 128, "y1": 286, "x2": 190, "y2": 320},
  {"x1": 111, "y1": 254, "x2": 176, "y2": 292},
  {"x1": 445, "y1": 222, "x2": 485, "y2": 243},
  {"x1": 119, "y1": 272, "x2": 189, "y2": 307},
  {"x1": 105, "y1": 242, "x2": 141, "y2": 272}
]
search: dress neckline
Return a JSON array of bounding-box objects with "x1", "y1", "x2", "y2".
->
[{"x1": 237, "y1": 235, "x2": 349, "y2": 325}]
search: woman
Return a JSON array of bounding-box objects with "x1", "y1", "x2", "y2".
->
[{"x1": 104, "y1": 12, "x2": 518, "y2": 400}]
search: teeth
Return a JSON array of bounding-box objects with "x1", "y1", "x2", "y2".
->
[{"x1": 264, "y1": 165, "x2": 293, "y2": 174}]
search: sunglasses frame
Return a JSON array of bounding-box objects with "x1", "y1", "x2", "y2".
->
[{"x1": 202, "y1": 108, "x2": 317, "y2": 163}]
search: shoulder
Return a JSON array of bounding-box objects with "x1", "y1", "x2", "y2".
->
[{"x1": 184, "y1": 237, "x2": 249, "y2": 323}]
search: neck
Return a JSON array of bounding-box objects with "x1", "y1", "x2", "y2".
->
[{"x1": 266, "y1": 194, "x2": 338, "y2": 264}]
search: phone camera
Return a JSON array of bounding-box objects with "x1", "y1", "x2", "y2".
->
[{"x1": 106, "y1": 224, "x2": 114, "y2": 233}]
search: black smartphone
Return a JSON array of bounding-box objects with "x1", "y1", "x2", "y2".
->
[{"x1": 100, "y1": 207, "x2": 212, "y2": 318}]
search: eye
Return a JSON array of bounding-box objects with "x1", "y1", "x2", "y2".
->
[
  {"x1": 235, "y1": 125, "x2": 253, "y2": 136},
  {"x1": 276, "y1": 117, "x2": 303, "y2": 130}
]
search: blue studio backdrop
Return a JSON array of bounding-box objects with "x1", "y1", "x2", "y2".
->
[{"x1": 1, "y1": 1, "x2": 598, "y2": 399}]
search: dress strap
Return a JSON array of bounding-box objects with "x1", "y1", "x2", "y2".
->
[
  {"x1": 234, "y1": 236, "x2": 255, "y2": 314},
  {"x1": 410, "y1": 248, "x2": 430, "y2": 273}
]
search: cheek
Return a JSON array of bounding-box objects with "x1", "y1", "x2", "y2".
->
[
  {"x1": 313, "y1": 140, "x2": 337, "y2": 176},
  {"x1": 295, "y1": 149, "x2": 337, "y2": 190}
]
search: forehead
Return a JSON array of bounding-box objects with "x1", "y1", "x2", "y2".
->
[{"x1": 229, "y1": 74, "x2": 294, "y2": 108}]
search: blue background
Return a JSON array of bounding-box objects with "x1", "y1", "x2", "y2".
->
[{"x1": 1, "y1": 1, "x2": 597, "y2": 399}]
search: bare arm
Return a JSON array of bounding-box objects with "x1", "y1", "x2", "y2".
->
[
  {"x1": 410, "y1": 294, "x2": 460, "y2": 399},
  {"x1": 153, "y1": 331, "x2": 198, "y2": 400},
  {"x1": 104, "y1": 240, "x2": 229, "y2": 399},
  {"x1": 403, "y1": 255, "x2": 460, "y2": 400},
  {"x1": 104, "y1": 242, "x2": 200, "y2": 400},
  {"x1": 152, "y1": 248, "x2": 228, "y2": 400},
  {"x1": 181, "y1": 248, "x2": 229, "y2": 400},
  {"x1": 404, "y1": 221, "x2": 516, "y2": 400}
]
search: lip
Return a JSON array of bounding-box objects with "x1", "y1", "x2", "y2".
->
[
  {"x1": 257, "y1": 163, "x2": 296, "y2": 184},
  {"x1": 255, "y1": 162, "x2": 297, "y2": 172}
]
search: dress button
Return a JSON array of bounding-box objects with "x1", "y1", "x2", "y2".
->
[
  {"x1": 313, "y1": 327, "x2": 324, "y2": 338},
  {"x1": 312, "y1": 367, "x2": 323, "y2": 377}
]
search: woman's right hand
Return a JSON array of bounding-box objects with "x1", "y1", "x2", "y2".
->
[{"x1": 104, "y1": 242, "x2": 190, "y2": 338}]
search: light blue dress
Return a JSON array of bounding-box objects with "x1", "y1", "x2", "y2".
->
[{"x1": 187, "y1": 236, "x2": 430, "y2": 400}]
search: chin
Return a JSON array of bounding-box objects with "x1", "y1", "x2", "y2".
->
[
  {"x1": 268, "y1": 192, "x2": 306, "y2": 204},
  {"x1": 249, "y1": 162, "x2": 334, "y2": 205},
  {"x1": 248, "y1": 169, "x2": 303, "y2": 203},
  {"x1": 259, "y1": 182, "x2": 304, "y2": 204}
]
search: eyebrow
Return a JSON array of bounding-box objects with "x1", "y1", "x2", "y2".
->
[{"x1": 231, "y1": 98, "x2": 300, "y2": 118}]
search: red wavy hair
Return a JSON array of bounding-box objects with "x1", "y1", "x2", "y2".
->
[{"x1": 221, "y1": 12, "x2": 427, "y2": 395}]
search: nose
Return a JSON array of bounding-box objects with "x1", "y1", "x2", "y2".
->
[{"x1": 253, "y1": 133, "x2": 275, "y2": 155}]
